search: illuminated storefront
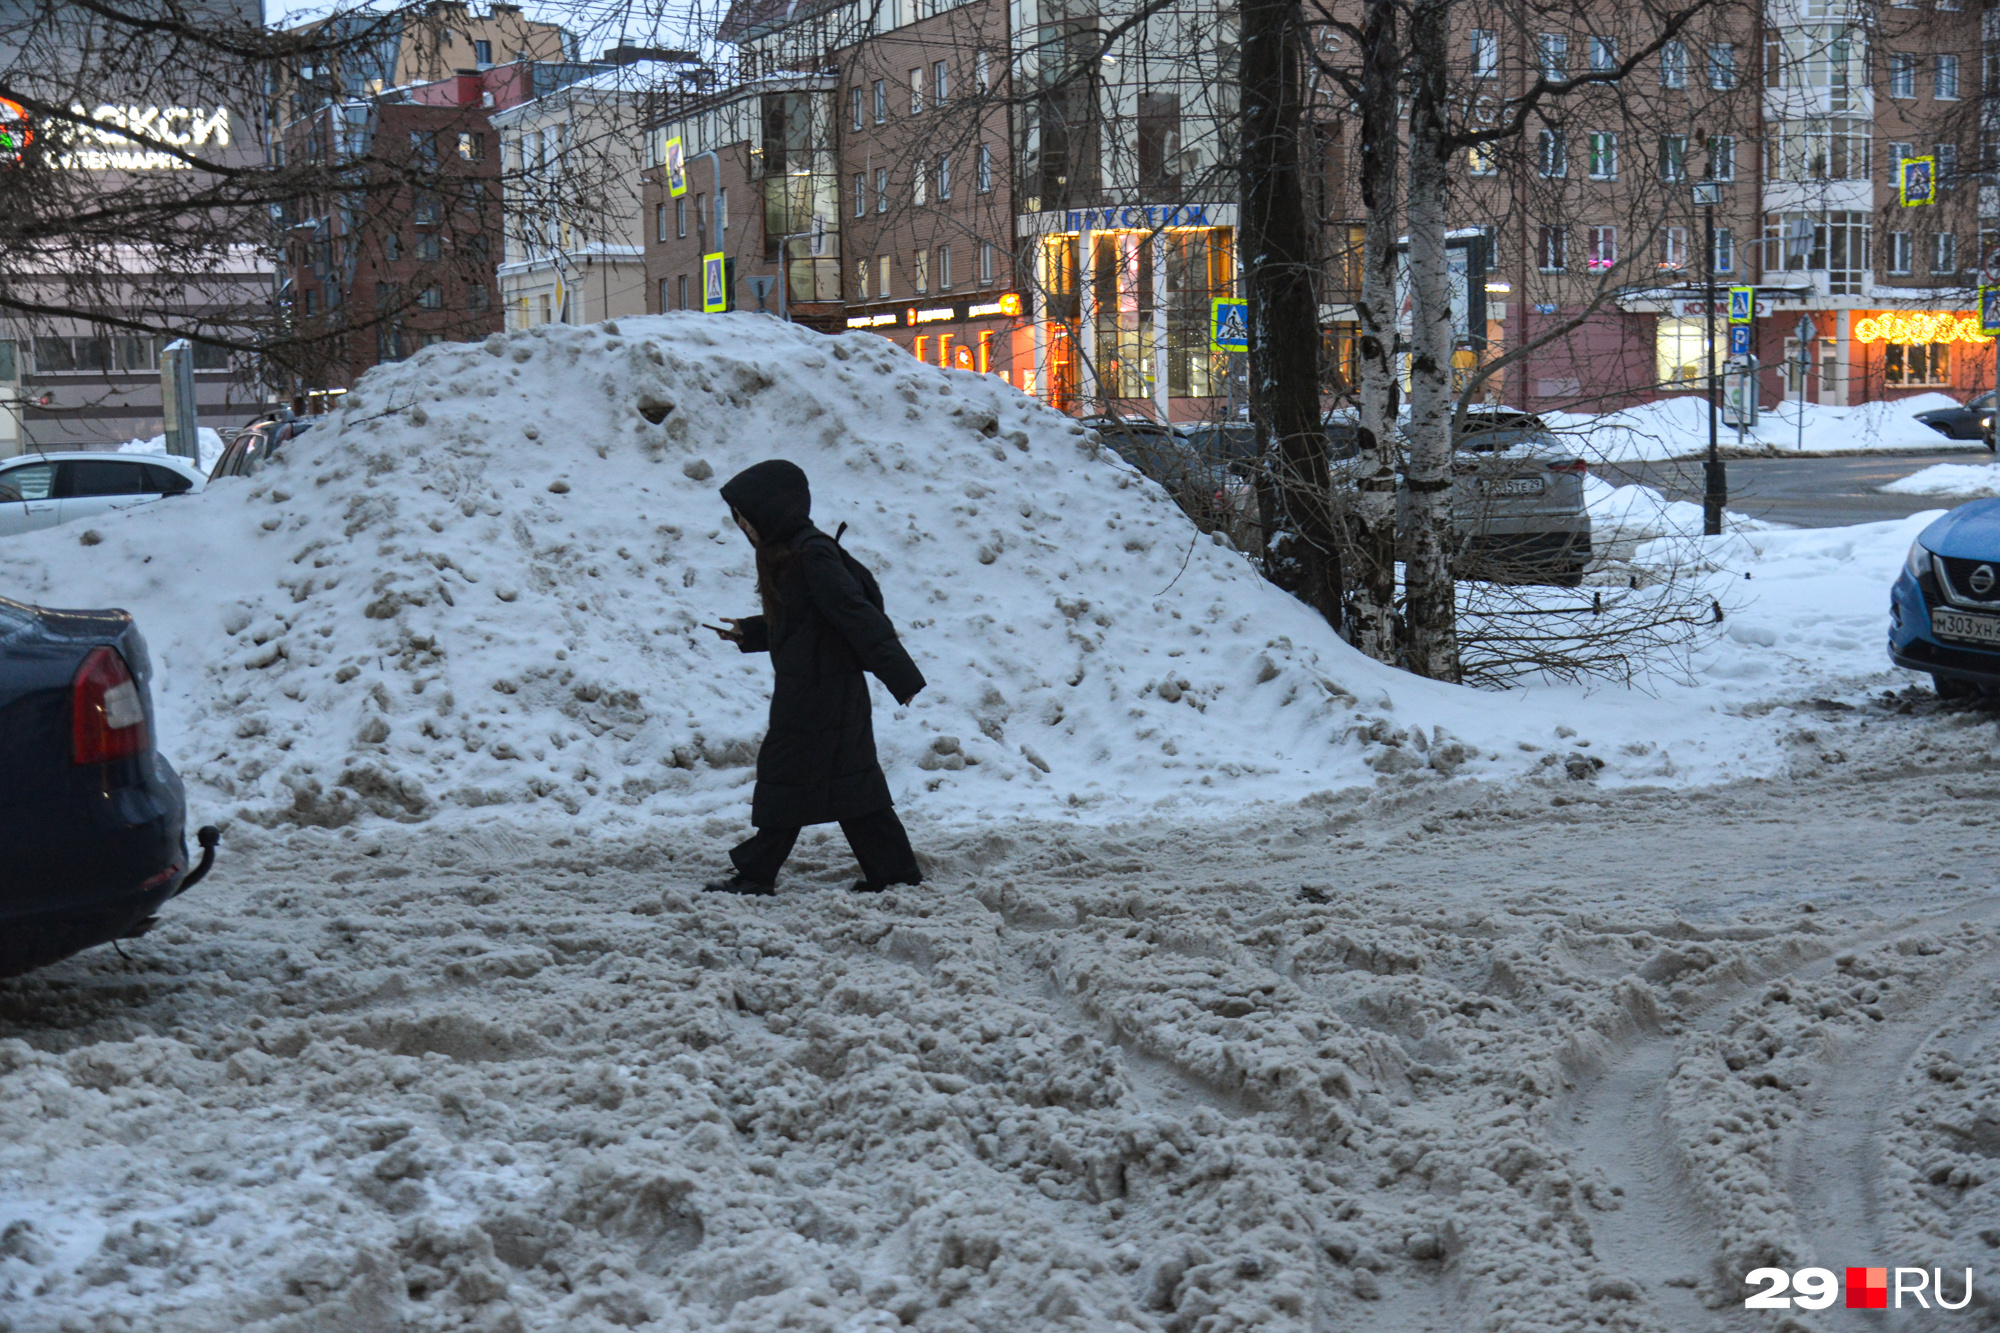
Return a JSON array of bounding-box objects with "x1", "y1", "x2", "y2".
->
[
  {"x1": 1852, "y1": 311, "x2": 1990, "y2": 389},
  {"x1": 1018, "y1": 203, "x2": 1238, "y2": 418},
  {"x1": 846, "y1": 293, "x2": 1026, "y2": 380}
]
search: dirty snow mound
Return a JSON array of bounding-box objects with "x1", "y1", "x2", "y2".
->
[{"x1": 0, "y1": 315, "x2": 1525, "y2": 829}]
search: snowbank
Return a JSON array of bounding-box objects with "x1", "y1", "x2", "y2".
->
[
  {"x1": 0, "y1": 316, "x2": 1593, "y2": 830},
  {"x1": 1552, "y1": 391, "x2": 1964, "y2": 462},
  {"x1": 1881, "y1": 458, "x2": 2000, "y2": 497},
  {"x1": 118, "y1": 426, "x2": 226, "y2": 474}
]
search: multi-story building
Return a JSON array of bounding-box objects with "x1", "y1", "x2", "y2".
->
[
  {"x1": 641, "y1": 0, "x2": 1994, "y2": 423},
  {"x1": 494, "y1": 61, "x2": 692, "y2": 329}
]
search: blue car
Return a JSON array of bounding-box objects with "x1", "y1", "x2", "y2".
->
[
  {"x1": 0, "y1": 594, "x2": 215, "y2": 978},
  {"x1": 1890, "y1": 501, "x2": 2000, "y2": 697}
]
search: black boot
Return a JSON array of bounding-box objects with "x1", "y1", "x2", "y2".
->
[
  {"x1": 703, "y1": 874, "x2": 776, "y2": 896},
  {"x1": 849, "y1": 877, "x2": 922, "y2": 894}
]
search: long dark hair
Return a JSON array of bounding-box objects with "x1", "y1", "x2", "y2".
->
[{"x1": 754, "y1": 542, "x2": 797, "y2": 624}]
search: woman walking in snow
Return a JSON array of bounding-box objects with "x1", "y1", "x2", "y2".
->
[{"x1": 703, "y1": 460, "x2": 927, "y2": 895}]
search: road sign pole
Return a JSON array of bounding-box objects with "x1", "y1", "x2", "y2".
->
[{"x1": 1704, "y1": 207, "x2": 1721, "y2": 536}]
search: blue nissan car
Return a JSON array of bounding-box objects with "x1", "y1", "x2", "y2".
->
[{"x1": 1891, "y1": 501, "x2": 2000, "y2": 697}]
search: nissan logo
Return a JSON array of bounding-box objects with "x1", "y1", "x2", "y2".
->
[{"x1": 1972, "y1": 564, "x2": 1997, "y2": 595}]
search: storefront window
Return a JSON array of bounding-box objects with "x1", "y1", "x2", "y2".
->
[
  {"x1": 1885, "y1": 341, "x2": 1950, "y2": 385},
  {"x1": 1656, "y1": 316, "x2": 1712, "y2": 385}
]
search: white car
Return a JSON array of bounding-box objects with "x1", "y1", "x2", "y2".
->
[{"x1": 0, "y1": 452, "x2": 207, "y2": 538}]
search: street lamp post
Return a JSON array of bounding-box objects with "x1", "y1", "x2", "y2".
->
[{"x1": 1694, "y1": 180, "x2": 1726, "y2": 537}]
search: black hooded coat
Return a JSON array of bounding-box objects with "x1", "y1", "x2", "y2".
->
[{"x1": 719, "y1": 461, "x2": 926, "y2": 829}]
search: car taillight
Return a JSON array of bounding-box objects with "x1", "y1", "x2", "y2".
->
[
  {"x1": 1547, "y1": 460, "x2": 1588, "y2": 475},
  {"x1": 72, "y1": 646, "x2": 148, "y2": 764}
]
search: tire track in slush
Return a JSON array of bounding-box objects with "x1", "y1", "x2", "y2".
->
[{"x1": 1550, "y1": 901, "x2": 2000, "y2": 1333}]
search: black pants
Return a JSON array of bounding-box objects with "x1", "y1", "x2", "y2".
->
[{"x1": 730, "y1": 808, "x2": 921, "y2": 886}]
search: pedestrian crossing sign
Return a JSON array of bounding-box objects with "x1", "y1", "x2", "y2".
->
[
  {"x1": 1981, "y1": 286, "x2": 2000, "y2": 338},
  {"x1": 664, "y1": 136, "x2": 687, "y2": 198},
  {"x1": 1210, "y1": 298, "x2": 1248, "y2": 353},
  {"x1": 1900, "y1": 155, "x2": 1937, "y2": 207},
  {"x1": 1727, "y1": 286, "x2": 1754, "y2": 325},
  {"x1": 702, "y1": 253, "x2": 729, "y2": 313}
]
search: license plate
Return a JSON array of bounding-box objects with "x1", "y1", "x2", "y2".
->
[
  {"x1": 1487, "y1": 477, "x2": 1546, "y2": 496},
  {"x1": 1931, "y1": 608, "x2": 2000, "y2": 645}
]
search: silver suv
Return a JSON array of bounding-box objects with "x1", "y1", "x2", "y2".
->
[{"x1": 1433, "y1": 410, "x2": 1591, "y2": 587}]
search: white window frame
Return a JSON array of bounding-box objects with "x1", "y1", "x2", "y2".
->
[
  {"x1": 1538, "y1": 33, "x2": 1568, "y2": 81},
  {"x1": 1661, "y1": 42, "x2": 1687, "y2": 89},
  {"x1": 1888, "y1": 231, "x2": 1914, "y2": 275},
  {"x1": 1471, "y1": 29, "x2": 1498, "y2": 79},
  {"x1": 1538, "y1": 127, "x2": 1567, "y2": 177},
  {"x1": 1588, "y1": 131, "x2": 1618, "y2": 180},
  {"x1": 1707, "y1": 43, "x2": 1735, "y2": 90}
]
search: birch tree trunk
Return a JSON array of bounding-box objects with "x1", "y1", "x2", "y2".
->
[
  {"x1": 1397, "y1": 0, "x2": 1461, "y2": 681},
  {"x1": 1347, "y1": 0, "x2": 1401, "y2": 663},
  {"x1": 1240, "y1": 0, "x2": 1342, "y2": 629}
]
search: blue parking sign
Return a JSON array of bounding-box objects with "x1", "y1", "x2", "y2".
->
[{"x1": 1727, "y1": 324, "x2": 1752, "y2": 356}]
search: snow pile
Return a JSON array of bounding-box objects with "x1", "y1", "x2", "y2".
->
[
  {"x1": 0, "y1": 315, "x2": 1577, "y2": 830},
  {"x1": 1583, "y1": 473, "x2": 1779, "y2": 550},
  {"x1": 117, "y1": 426, "x2": 226, "y2": 474},
  {"x1": 1549, "y1": 391, "x2": 1964, "y2": 462},
  {"x1": 1881, "y1": 459, "x2": 2000, "y2": 498}
]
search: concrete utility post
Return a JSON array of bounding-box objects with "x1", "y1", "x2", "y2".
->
[{"x1": 160, "y1": 339, "x2": 198, "y2": 462}]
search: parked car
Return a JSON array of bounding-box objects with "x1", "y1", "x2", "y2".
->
[
  {"x1": 210, "y1": 415, "x2": 313, "y2": 481},
  {"x1": 0, "y1": 594, "x2": 216, "y2": 977},
  {"x1": 0, "y1": 452, "x2": 206, "y2": 538},
  {"x1": 1433, "y1": 410, "x2": 1592, "y2": 586},
  {"x1": 1080, "y1": 416, "x2": 1237, "y2": 528},
  {"x1": 1888, "y1": 500, "x2": 2000, "y2": 697},
  {"x1": 1914, "y1": 391, "x2": 1998, "y2": 445}
]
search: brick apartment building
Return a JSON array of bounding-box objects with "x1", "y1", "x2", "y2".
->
[{"x1": 639, "y1": 0, "x2": 1995, "y2": 422}]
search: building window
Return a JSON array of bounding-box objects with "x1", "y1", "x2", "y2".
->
[
  {"x1": 384, "y1": 231, "x2": 401, "y2": 261},
  {"x1": 1889, "y1": 53, "x2": 1916, "y2": 99},
  {"x1": 1588, "y1": 132, "x2": 1618, "y2": 179},
  {"x1": 977, "y1": 143, "x2": 992, "y2": 192},
  {"x1": 717, "y1": 188, "x2": 728, "y2": 232},
  {"x1": 937, "y1": 156, "x2": 951, "y2": 199},
  {"x1": 656, "y1": 203, "x2": 667, "y2": 242},
  {"x1": 1714, "y1": 227, "x2": 1734, "y2": 272},
  {"x1": 416, "y1": 232, "x2": 441, "y2": 260},
  {"x1": 853, "y1": 173, "x2": 865, "y2": 217},
  {"x1": 1886, "y1": 342, "x2": 1950, "y2": 386},
  {"x1": 1469, "y1": 143, "x2": 1496, "y2": 175},
  {"x1": 1590, "y1": 36, "x2": 1618, "y2": 73},
  {"x1": 302, "y1": 288, "x2": 315, "y2": 316},
  {"x1": 1538, "y1": 225, "x2": 1568, "y2": 271},
  {"x1": 676, "y1": 197, "x2": 686, "y2": 237},
  {"x1": 1587, "y1": 226, "x2": 1617, "y2": 270},
  {"x1": 419, "y1": 285, "x2": 443, "y2": 309},
  {"x1": 934, "y1": 59, "x2": 948, "y2": 104},
  {"x1": 1471, "y1": 29, "x2": 1498, "y2": 79},
  {"x1": 474, "y1": 39, "x2": 491, "y2": 64},
  {"x1": 914, "y1": 249, "x2": 928, "y2": 293},
  {"x1": 1661, "y1": 41, "x2": 1686, "y2": 89},
  {"x1": 980, "y1": 240, "x2": 996, "y2": 286},
  {"x1": 909, "y1": 68, "x2": 922, "y2": 114},
  {"x1": 1657, "y1": 318, "x2": 1712, "y2": 384},
  {"x1": 876, "y1": 167, "x2": 889, "y2": 212},
  {"x1": 851, "y1": 86, "x2": 864, "y2": 130},
  {"x1": 467, "y1": 283, "x2": 489, "y2": 310},
  {"x1": 1538, "y1": 33, "x2": 1567, "y2": 81},
  {"x1": 976, "y1": 49, "x2": 990, "y2": 90},
  {"x1": 1659, "y1": 133, "x2": 1686, "y2": 181},
  {"x1": 1936, "y1": 54, "x2": 1961, "y2": 100},
  {"x1": 879, "y1": 255, "x2": 891, "y2": 296},
  {"x1": 1937, "y1": 143, "x2": 1959, "y2": 183},
  {"x1": 1934, "y1": 232, "x2": 1957, "y2": 273},
  {"x1": 1888, "y1": 231, "x2": 1914, "y2": 274},
  {"x1": 677, "y1": 274, "x2": 688, "y2": 310},
  {"x1": 939, "y1": 245, "x2": 953, "y2": 289},
  {"x1": 873, "y1": 79, "x2": 887, "y2": 123},
  {"x1": 1708, "y1": 43, "x2": 1735, "y2": 89},
  {"x1": 457, "y1": 132, "x2": 484, "y2": 161},
  {"x1": 659, "y1": 278, "x2": 669, "y2": 312},
  {"x1": 914, "y1": 159, "x2": 927, "y2": 205},
  {"x1": 1658, "y1": 226, "x2": 1687, "y2": 269},
  {"x1": 1887, "y1": 141, "x2": 1914, "y2": 185},
  {"x1": 1538, "y1": 128, "x2": 1567, "y2": 177},
  {"x1": 1707, "y1": 134, "x2": 1734, "y2": 180}
]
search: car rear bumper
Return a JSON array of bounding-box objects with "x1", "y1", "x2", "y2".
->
[
  {"x1": 1888, "y1": 570, "x2": 2000, "y2": 684},
  {"x1": 0, "y1": 754, "x2": 193, "y2": 977}
]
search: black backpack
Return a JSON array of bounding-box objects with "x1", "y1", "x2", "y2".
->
[{"x1": 828, "y1": 522, "x2": 884, "y2": 610}]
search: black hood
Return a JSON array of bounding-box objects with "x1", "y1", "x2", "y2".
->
[{"x1": 721, "y1": 460, "x2": 812, "y2": 545}]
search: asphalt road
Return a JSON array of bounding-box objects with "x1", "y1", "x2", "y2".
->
[{"x1": 1596, "y1": 448, "x2": 1992, "y2": 528}]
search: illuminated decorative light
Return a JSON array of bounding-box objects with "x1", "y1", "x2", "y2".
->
[
  {"x1": 0, "y1": 97, "x2": 32, "y2": 164},
  {"x1": 910, "y1": 306, "x2": 955, "y2": 324},
  {"x1": 1852, "y1": 311, "x2": 1992, "y2": 345},
  {"x1": 967, "y1": 293, "x2": 1024, "y2": 319},
  {"x1": 52, "y1": 104, "x2": 232, "y2": 170},
  {"x1": 1484, "y1": 282, "x2": 1511, "y2": 293},
  {"x1": 1000, "y1": 292, "x2": 1022, "y2": 315},
  {"x1": 846, "y1": 312, "x2": 897, "y2": 328}
]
